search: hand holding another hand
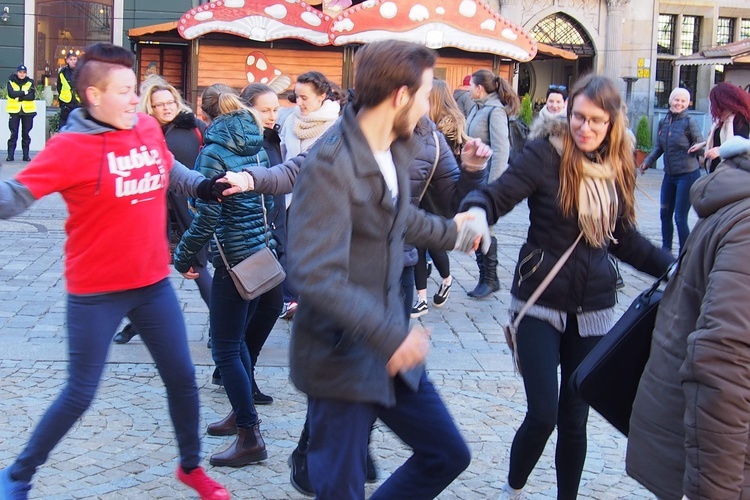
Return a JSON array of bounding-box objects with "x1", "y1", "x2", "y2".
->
[
  {"x1": 454, "y1": 207, "x2": 491, "y2": 254},
  {"x1": 180, "y1": 267, "x2": 199, "y2": 280},
  {"x1": 704, "y1": 146, "x2": 721, "y2": 160}
]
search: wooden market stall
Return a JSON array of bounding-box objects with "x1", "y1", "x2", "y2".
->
[{"x1": 129, "y1": 0, "x2": 538, "y2": 110}]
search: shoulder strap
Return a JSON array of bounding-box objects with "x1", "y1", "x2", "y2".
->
[
  {"x1": 418, "y1": 131, "x2": 440, "y2": 203},
  {"x1": 193, "y1": 126, "x2": 203, "y2": 147},
  {"x1": 512, "y1": 232, "x2": 583, "y2": 328}
]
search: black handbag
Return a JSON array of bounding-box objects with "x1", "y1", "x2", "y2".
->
[{"x1": 570, "y1": 259, "x2": 679, "y2": 436}]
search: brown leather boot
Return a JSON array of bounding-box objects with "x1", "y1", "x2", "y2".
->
[
  {"x1": 209, "y1": 423, "x2": 268, "y2": 467},
  {"x1": 207, "y1": 411, "x2": 236, "y2": 437}
]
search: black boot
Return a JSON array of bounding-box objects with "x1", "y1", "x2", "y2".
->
[
  {"x1": 469, "y1": 237, "x2": 500, "y2": 299},
  {"x1": 252, "y1": 377, "x2": 273, "y2": 405},
  {"x1": 209, "y1": 422, "x2": 267, "y2": 467},
  {"x1": 113, "y1": 323, "x2": 138, "y2": 344},
  {"x1": 467, "y1": 251, "x2": 485, "y2": 297},
  {"x1": 288, "y1": 447, "x2": 314, "y2": 496},
  {"x1": 211, "y1": 366, "x2": 222, "y2": 386}
]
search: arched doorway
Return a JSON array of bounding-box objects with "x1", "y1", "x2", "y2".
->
[{"x1": 520, "y1": 12, "x2": 595, "y2": 109}]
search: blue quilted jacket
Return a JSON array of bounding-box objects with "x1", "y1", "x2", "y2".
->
[{"x1": 173, "y1": 109, "x2": 271, "y2": 272}]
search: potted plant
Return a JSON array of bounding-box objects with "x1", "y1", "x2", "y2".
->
[
  {"x1": 635, "y1": 115, "x2": 652, "y2": 166},
  {"x1": 519, "y1": 93, "x2": 533, "y2": 126}
]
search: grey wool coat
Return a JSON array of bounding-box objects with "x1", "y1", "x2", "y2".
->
[{"x1": 286, "y1": 105, "x2": 458, "y2": 407}]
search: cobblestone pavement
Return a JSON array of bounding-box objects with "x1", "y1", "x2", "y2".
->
[{"x1": 0, "y1": 158, "x2": 686, "y2": 499}]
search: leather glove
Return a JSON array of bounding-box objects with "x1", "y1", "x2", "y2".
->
[
  {"x1": 454, "y1": 207, "x2": 491, "y2": 254},
  {"x1": 195, "y1": 173, "x2": 231, "y2": 202}
]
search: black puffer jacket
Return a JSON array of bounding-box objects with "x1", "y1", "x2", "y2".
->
[
  {"x1": 402, "y1": 117, "x2": 484, "y2": 266},
  {"x1": 461, "y1": 118, "x2": 673, "y2": 312},
  {"x1": 643, "y1": 110, "x2": 702, "y2": 175},
  {"x1": 173, "y1": 110, "x2": 271, "y2": 272}
]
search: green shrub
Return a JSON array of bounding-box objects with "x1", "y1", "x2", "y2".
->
[
  {"x1": 48, "y1": 111, "x2": 61, "y2": 136},
  {"x1": 635, "y1": 115, "x2": 652, "y2": 152},
  {"x1": 519, "y1": 93, "x2": 533, "y2": 126}
]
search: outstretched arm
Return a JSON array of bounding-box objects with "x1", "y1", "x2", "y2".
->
[{"x1": 0, "y1": 180, "x2": 36, "y2": 219}]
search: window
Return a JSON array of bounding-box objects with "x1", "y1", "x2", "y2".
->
[
  {"x1": 680, "y1": 16, "x2": 701, "y2": 56},
  {"x1": 529, "y1": 12, "x2": 595, "y2": 56},
  {"x1": 657, "y1": 15, "x2": 676, "y2": 55},
  {"x1": 654, "y1": 60, "x2": 674, "y2": 109},
  {"x1": 35, "y1": 0, "x2": 114, "y2": 88},
  {"x1": 679, "y1": 66, "x2": 698, "y2": 109},
  {"x1": 717, "y1": 17, "x2": 735, "y2": 45},
  {"x1": 741, "y1": 19, "x2": 750, "y2": 40}
]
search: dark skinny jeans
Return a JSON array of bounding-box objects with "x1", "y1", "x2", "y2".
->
[
  {"x1": 507, "y1": 315, "x2": 600, "y2": 500},
  {"x1": 660, "y1": 169, "x2": 700, "y2": 253}
]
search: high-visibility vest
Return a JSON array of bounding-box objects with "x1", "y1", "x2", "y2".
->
[
  {"x1": 7, "y1": 80, "x2": 37, "y2": 114},
  {"x1": 58, "y1": 70, "x2": 79, "y2": 105}
]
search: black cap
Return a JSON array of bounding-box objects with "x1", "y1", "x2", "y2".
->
[
  {"x1": 17, "y1": 64, "x2": 27, "y2": 72},
  {"x1": 66, "y1": 50, "x2": 76, "y2": 59}
]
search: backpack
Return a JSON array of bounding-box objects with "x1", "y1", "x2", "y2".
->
[{"x1": 486, "y1": 107, "x2": 529, "y2": 160}]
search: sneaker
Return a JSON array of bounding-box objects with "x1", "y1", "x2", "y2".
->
[
  {"x1": 498, "y1": 482, "x2": 524, "y2": 500},
  {"x1": 432, "y1": 281, "x2": 452, "y2": 307},
  {"x1": 410, "y1": 299, "x2": 428, "y2": 319},
  {"x1": 1, "y1": 467, "x2": 31, "y2": 500},
  {"x1": 176, "y1": 465, "x2": 230, "y2": 500},
  {"x1": 279, "y1": 301, "x2": 298, "y2": 320},
  {"x1": 288, "y1": 448, "x2": 314, "y2": 497}
]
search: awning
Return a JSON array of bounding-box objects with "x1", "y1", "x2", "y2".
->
[
  {"x1": 535, "y1": 42, "x2": 578, "y2": 61},
  {"x1": 129, "y1": 21, "x2": 178, "y2": 38},
  {"x1": 674, "y1": 39, "x2": 750, "y2": 66}
]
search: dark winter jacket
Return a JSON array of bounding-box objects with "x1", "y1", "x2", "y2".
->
[
  {"x1": 402, "y1": 117, "x2": 484, "y2": 266},
  {"x1": 453, "y1": 88, "x2": 474, "y2": 119},
  {"x1": 627, "y1": 137, "x2": 750, "y2": 500},
  {"x1": 261, "y1": 125, "x2": 288, "y2": 256},
  {"x1": 460, "y1": 117, "x2": 673, "y2": 313},
  {"x1": 173, "y1": 110, "x2": 271, "y2": 273},
  {"x1": 287, "y1": 105, "x2": 457, "y2": 406},
  {"x1": 644, "y1": 111, "x2": 703, "y2": 175}
]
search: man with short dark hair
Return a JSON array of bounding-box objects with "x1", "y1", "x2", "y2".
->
[
  {"x1": 57, "y1": 51, "x2": 79, "y2": 128},
  {"x1": 286, "y1": 40, "x2": 489, "y2": 499},
  {"x1": 6, "y1": 65, "x2": 36, "y2": 162}
]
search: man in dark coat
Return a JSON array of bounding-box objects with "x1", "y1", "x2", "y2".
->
[
  {"x1": 57, "y1": 51, "x2": 79, "y2": 128},
  {"x1": 286, "y1": 40, "x2": 487, "y2": 499},
  {"x1": 6, "y1": 65, "x2": 36, "y2": 162}
]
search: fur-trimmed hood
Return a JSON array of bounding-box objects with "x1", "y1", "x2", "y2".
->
[{"x1": 529, "y1": 113, "x2": 568, "y2": 155}]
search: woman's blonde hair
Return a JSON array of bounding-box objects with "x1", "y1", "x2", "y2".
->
[
  {"x1": 138, "y1": 75, "x2": 192, "y2": 116},
  {"x1": 429, "y1": 79, "x2": 469, "y2": 154},
  {"x1": 559, "y1": 74, "x2": 637, "y2": 225},
  {"x1": 200, "y1": 83, "x2": 263, "y2": 129}
]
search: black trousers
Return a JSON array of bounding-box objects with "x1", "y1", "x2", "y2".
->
[{"x1": 8, "y1": 113, "x2": 34, "y2": 158}]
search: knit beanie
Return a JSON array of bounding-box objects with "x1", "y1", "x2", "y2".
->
[{"x1": 668, "y1": 87, "x2": 690, "y2": 104}]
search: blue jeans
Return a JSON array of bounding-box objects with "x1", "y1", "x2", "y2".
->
[
  {"x1": 210, "y1": 265, "x2": 260, "y2": 429},
  {"x1": 508, "y1": 315, "x2": 600, "y2": 500},
  {"x1": 660, "y1": 169, "x2": 700, "y2": 252},
  {"x1": 307, "y1": 373, "x2": 471, "y2": 499},
  {"x1": 11, "y1": 279, "x2": 200, "y2": 482}
]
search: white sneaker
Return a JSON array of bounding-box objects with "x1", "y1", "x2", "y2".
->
[{"x1": 499, "y1": 483, "x2": 524, "y2": 500}]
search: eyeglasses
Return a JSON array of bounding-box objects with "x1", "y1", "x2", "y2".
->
[
  {"x1": 571, "y1": 111, "x2": 610, "y2": 129},
  {"x1": 549, "y1": 84, "x2": 566, "y2": 92},
  {"x1": 152, "y1": 100, "x2": 176, "y2": 110}
]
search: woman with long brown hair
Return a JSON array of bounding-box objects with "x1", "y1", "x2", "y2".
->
[{"x1": 461, "y1": 74, "x2": 673, "y2": 499}]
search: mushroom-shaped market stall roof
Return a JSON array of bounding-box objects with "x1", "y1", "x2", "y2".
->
[{"x1": 178, "y1": 0, "x2": 537, "y2": 62}]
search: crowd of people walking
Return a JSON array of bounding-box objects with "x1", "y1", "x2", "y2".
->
[{"x1": 2, "y1": 37, "x2": 750, "y2": 500}]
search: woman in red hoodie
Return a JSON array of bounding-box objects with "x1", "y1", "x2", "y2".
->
[{"x1": 0, "y1": 43, "x2": 229, "y2": 500}]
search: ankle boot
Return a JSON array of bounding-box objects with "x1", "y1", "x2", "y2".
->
[
  {"x1": 252, "y1": 378, "x2": 273, "y2": 405},
  {"x1": 209, "y1": 422, "x2": 267, "y2": 467},
  {"x1": 207, "y1": 410, "x2": 237, "y2": 436},
  {"x1": 469, "y1": 237, "x2": 500, "y2": 299},
  {"x1": 467, "y1": 251, "x2": 485, "y2": 297}
]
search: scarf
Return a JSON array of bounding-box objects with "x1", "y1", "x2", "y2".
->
[
  {"x1": 292, "y1": 99, "x2": 340, "y2": 141},
  {"x1": 578, "y1": 157, "x2": 618, "y2": 248},
  {"x1": 706, "y1": 113, "x2": 736, "y2": 151},
  {"x1": 539, "y1": 104, "x2": 566, "y2": 120}
]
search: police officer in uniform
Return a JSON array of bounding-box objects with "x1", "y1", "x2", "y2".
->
[
  {"x1": 6, "y1": 65, "x2": 37, "y2": 162},
  {"x1": 57, "y1": 51, "x2": 79, "y2": 128}
]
